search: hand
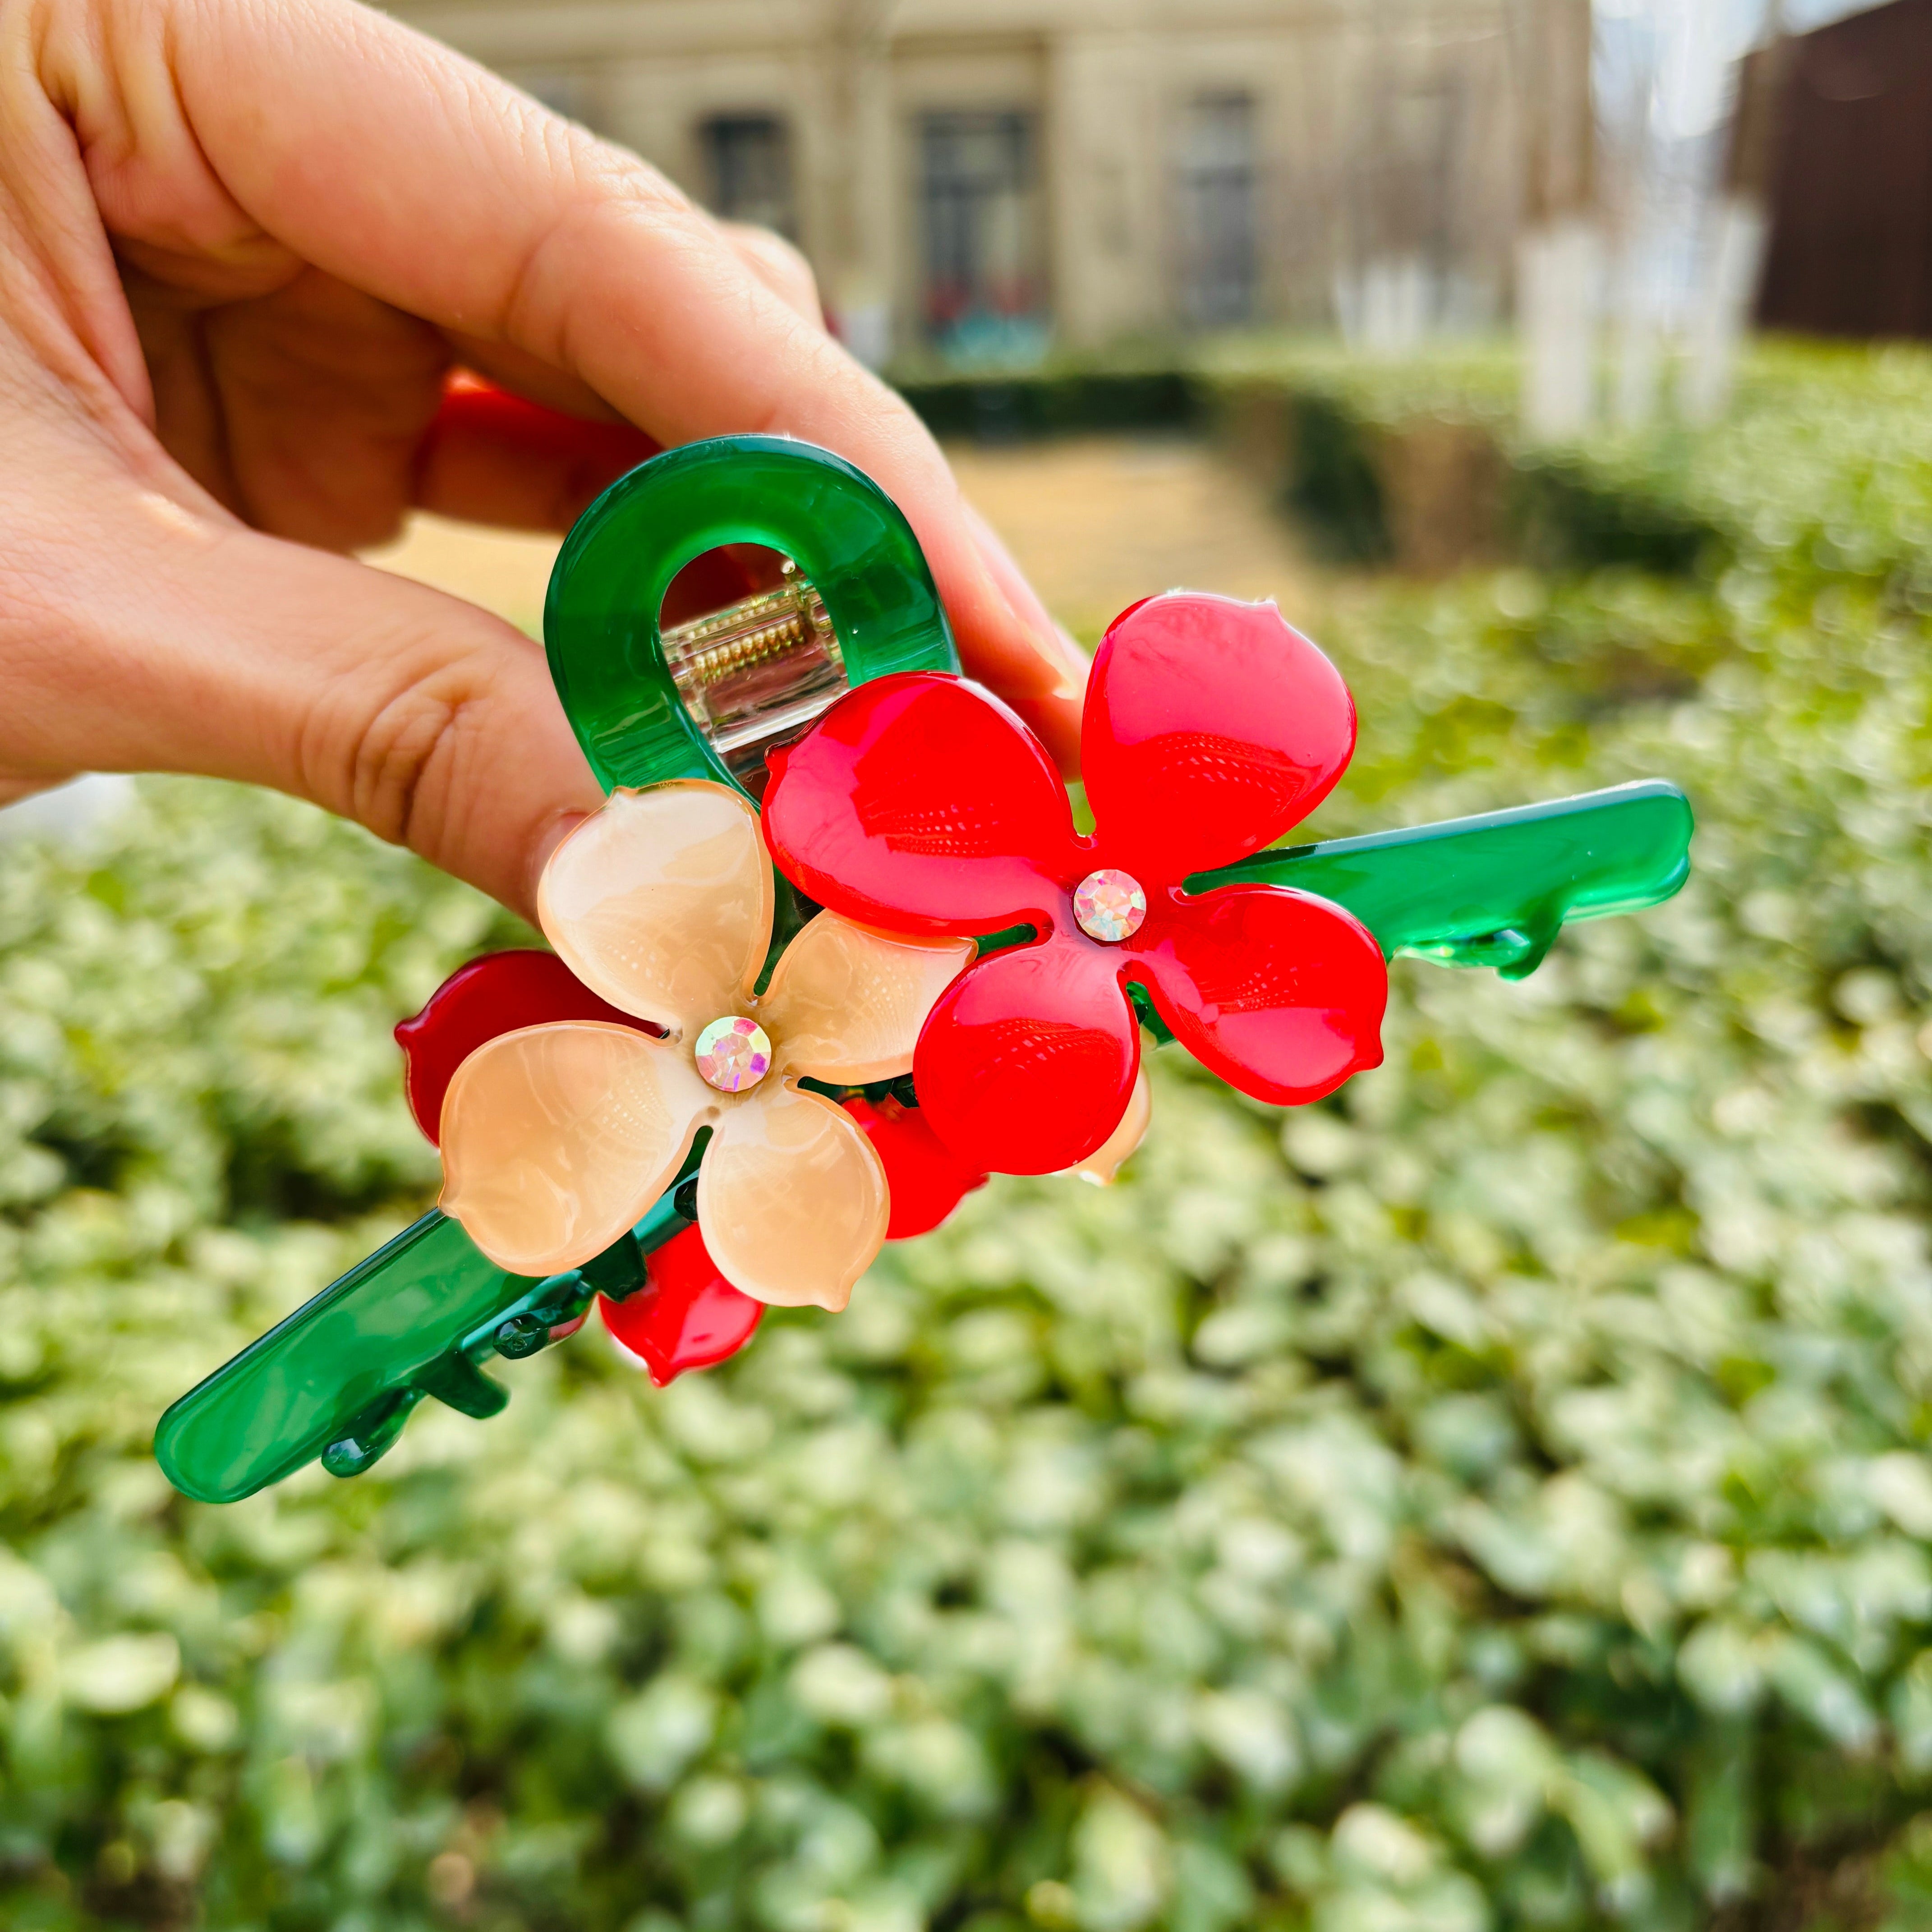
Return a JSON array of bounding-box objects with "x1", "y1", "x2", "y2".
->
[{"x1": 0, "y1": 0, "x2": 1085, "y2": 919}]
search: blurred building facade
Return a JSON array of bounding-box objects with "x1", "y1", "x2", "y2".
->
[{"x1": 389, "y1": 0, "x2": 1520, "y2": 364}]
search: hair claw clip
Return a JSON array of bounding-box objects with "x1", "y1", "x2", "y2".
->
[{"x1": 155, "y1": 436, "x2": 1692, "y2": 1506}]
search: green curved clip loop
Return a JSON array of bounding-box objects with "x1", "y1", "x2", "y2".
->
[{"x1": 547, "y1": 434, "x2": 959, "y2": 795}]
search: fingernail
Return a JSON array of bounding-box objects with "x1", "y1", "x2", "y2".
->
[{"x1": 525, "y1": 804, "x2": 595, "y2": 919}]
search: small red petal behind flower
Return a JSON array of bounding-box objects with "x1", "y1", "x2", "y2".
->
[
  {"x1": 1084, "y1": 593, "x2": 1357, "y2": 881},
  {"x1": 428, "y1": 375, "x2": 662, "y2": 520},
  {"x1": 1130, "y1": 885, "x2": 1388, "y2": 1107},
  {"x1": 395, "y1": 950, "x2": 652, "y2": 1145},
  {"x1": 844, "y1": 1096, "x2": 988, "y2": 1237},
  {"x1": 599, "y1": 1225, "x2": 763, "y2": 1387},
  {"x1": 916, "y1": 942, "x2": 1141, "y2": 1175},
  {"x1": 764, "y1": 672, "x2": 1081, "y2": 935}
]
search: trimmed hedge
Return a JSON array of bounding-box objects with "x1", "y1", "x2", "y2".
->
[
  {"x1": 893, "y1": 369, "x2": 1200, "y2": 443},
  {"x1": 1197, "y1": 337, "x2": 1932, "y2": 591}
]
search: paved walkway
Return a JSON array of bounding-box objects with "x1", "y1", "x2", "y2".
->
[{"x1": 945, "y1": 434, "x2": 1310, "y2": 639}]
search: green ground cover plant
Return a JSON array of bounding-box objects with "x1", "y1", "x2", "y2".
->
[{"x1": 6, "y1": 349, "x2": 1932, "y2": 1932}]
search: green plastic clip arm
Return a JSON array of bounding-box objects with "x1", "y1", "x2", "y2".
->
[
  {"x1": 546, "y1": 435, "x2": 959, "y2": 795},
  {"x1": 154, "y1": 1195, "x2": 690, "y2": 1504},
  {"x1": 1194, "y1": 780, "x2": 1694, "y2": 980}
]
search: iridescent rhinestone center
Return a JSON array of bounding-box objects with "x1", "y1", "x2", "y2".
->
[
  {"x1": 694, "y1": 1014, "x2": 772, "y2": 1093},
  {"x1": 1072, "y1": 868, "x2": 1148, "y2": 943}
]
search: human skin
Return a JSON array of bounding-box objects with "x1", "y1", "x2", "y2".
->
[{"x1": 0, "y1": 0, "x2": 1084, "y2": 920}]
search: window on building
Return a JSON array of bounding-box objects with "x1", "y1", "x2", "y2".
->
[
  {"x1": 702, "y1": 115, "x2": 796, "y2": 238},
  {"x1": 1178, "y1": 93, "x2": 1259, "y2": 328},
  {"x1": 920, "y1": 111, "x2": 1046, "y2": 359}
]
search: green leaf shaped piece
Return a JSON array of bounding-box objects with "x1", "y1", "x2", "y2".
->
[{"x1": 1198, "y1": 780, "x2": 1693, "y2": 980}]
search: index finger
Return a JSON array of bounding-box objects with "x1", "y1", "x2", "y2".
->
[{"x1": 74, "y1": 0, "x2": 1080, "y2": 754}]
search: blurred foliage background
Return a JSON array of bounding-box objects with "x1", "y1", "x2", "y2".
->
[{"x1": 7, "y1": 341, "x2": 1932, "y2": 1932}]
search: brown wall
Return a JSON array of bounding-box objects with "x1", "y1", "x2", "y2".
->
[{"x1": 1757, "y1": 0, "x2": 1932, "y2": 340}]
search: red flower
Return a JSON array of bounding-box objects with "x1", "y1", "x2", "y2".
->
[{"x1": 763, "y1": 592, "x2": 1389, "y2": 1175}]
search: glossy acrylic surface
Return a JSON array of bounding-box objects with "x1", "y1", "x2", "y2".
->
[
  {"x1": 1132, "y1": 883, "x2": 1386, "y2": 1106},
  {"x1": 1081, "y1": 592, "x2": 1356, "y2": 879},
  {"x1": 842, "y1": 1096, "x2": 988, "y2": 1238},
  {"x1": 695, "y1": 1083, "x2": 888, "y2": 1311},
  {"x1": 538, "y1": 781, "x2": 773, "y2": 1030},
  {"x1": 442, "y1": 780, "x2": 956, "y2": 1291},
  {"x1": 545, "y1": 437, "x2": 961, "y2": 796},
  {"x1": 154, "y1": 1204, "x2": 684, "y2": 1504},
  {"x1": 600, "y1": 1225, "x2": 763, "y2": 1387},
  {"x1": 763, "y1": 916, "x2": 975, "y2": 1084},
  {"x1": 1199, "y1": 780, "x2": 1695, "y2": 980},
  {"x1": 915, "y1": 938, "x2": 1143, "y2": 1176},
  {"x1": 395, "y1": 950, "x2": 648, "y2": 1144},
  {"x1": 440, "y1": 1021, "x2": 706, "y2": 1276},
  {"x1": 162, "y1": 442, "x2": 962, "y2": 1502},
  {"x1": 162, "y1": 771, "x2": 1688, "y2": 1506},
  {"x1": 162, "y1": 446, "x2": 1695, "y2": 1504},
  {"x1": 763, "y1": 595, "x2": 1390, "y2": 1174},
  {"x1": 764, "y1": 671, "x2": 1081, "y2": 934},
  {"x1": 156, "y1": 1211, "x2": 520, "y2": 1503}
]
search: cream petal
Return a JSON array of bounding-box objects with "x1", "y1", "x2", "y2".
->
[
  {"x1": 697, "y1": 1083, "x2": 888, "y2": 1311},
  {"x1": 763, "y1": 913, "x2": 975, "y2": 1084},
  {"x1": 440, "y1": 1022, "x2": 707, "y2": 1275},
  {"x1": 538, "y1": 781, "x2": 773, "y2": 1034},
  {"x1": 1066, "y1": 1067, "x2": 1152, "y2": 1185}
]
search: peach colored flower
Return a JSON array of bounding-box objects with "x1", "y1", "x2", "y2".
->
[{"x1": 438, "y1": 782, "x2": 972, "y2": 1311}]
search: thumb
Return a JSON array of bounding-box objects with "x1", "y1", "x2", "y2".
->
[{"x1": 11, "y1": 483, "x2": 600, "y2": 921}]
